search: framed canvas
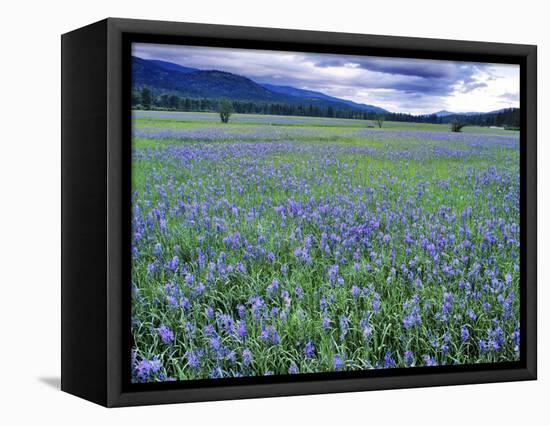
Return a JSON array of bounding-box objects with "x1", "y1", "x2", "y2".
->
[{"x1": 61, "y1": 18, "x2": 537, "y2": 407}]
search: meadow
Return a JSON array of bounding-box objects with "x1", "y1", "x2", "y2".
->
[{"x1": 131, "y1": 111, "x2": 520, "y2": 383}]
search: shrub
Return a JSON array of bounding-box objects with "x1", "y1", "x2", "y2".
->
[
  {"x1": 219, "y1": 99, "x2": 234, "y2": 123},
  {"x1": 450, "y1": 119, "x2": 466, "y2": 132}
]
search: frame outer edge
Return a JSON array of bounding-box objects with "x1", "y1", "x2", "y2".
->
[
  {"x1": 61, "y1": 19, "x2": 109, "y2": 406},
  {"x1": 99, "y1": 17, "x2": 537, "y2": 407},
  {"x1": 107, "y1": 17, "x2": 125, "y2": 407},
  {"x1": 525, "y1": 45, "x2": 537, "y2": 379}
]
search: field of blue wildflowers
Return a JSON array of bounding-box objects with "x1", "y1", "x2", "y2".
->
[{"x1": 131, "y1": 112, "x2": 520, "y2": 383}]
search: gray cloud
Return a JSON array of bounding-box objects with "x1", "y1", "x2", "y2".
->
[
  {"x1": 314, "y1": 55, "x2": 474, "y2": 79},
  {"x1": 132, "y1": 43, "x2": 518, "y2": 114},
  {"x1": 499, "y1": 91, "x2": 520, "y2": 102}
]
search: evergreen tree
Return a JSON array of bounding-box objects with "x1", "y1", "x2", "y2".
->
[
  {"x1": 141, "y1": 87, "x2": 152, "y2": 110},
  {"x1": 219, "y1": 99, "x2": 234, "y2": 123}
]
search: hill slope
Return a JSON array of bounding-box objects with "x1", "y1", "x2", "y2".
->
[
  {"x1": 133, "y1": 56, "x2": 284, "y2": 101},
  {"x1": 148, "y1": 60, "x2": 197, "y2": 74},
  {"x1": 261, "y1": 84, "x2": 387, "y2": 113},
  {"x1": 132, "y1": 56, "x2": 387, "y2": 113}
]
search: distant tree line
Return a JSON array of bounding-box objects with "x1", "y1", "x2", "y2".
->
[
  {"x1": 133, "y1": 88, "x2": 520, "y2": 128},
  {"x1": 444, "y1": 109, "x2": 520, "y2": 128}
]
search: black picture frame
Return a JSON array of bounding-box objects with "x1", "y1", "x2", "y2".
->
[{"x1": 61, "y1": 17, "x2": 537, "y2": 407}]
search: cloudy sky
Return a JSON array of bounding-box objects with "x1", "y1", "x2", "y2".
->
[{"x1": 133, "y1": 43, "x2": 519, "y2": 115}]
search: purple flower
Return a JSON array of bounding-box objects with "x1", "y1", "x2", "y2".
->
[
  {"x1": 328, "y1": 264, "x2": 339, "y2": 283},
  {"x1": 242, "y1": 348, "x2": 252, "y2": 367},
  {"x1": 168, "y1": 256, "x2": 179, "y2": 271},
  {"x1": 269, "y1": 326, "x2": 281, "y2": 345},
  {"x1": 403, "y1": 299, "x2": 421, "y2": 329},
  {"x1": 260, "y1": 326, "x2": 269, "y2": 342},
  {"x1": 488, "y1": 326, "x2": 505, "y2": 351},
  {"x1": 134, "y1": 356, "x2": 162, "y2": 382},
  {"x1": 460, "y1": 325, "x2": 470, "y2": 343},
  {"x1": 362, "y1": 325, "x2": 373, "y2": 340},
  {"x1": 478, "y1": 339, "x2": 487, "y2": 353},
  {"x1": 505, "y1": 272, "x2": 512, "y2": 284},
  {"x1": 339, "y1": 315, "x2": 349, "y2": 341},
  {"x1": 180, "y1": 297, "x2": 190, "y2": 310},
  {"x1": 304, "y1": 341, "x2": 316, "y2": 359},
  {"x1": 236, "y1": 304, "x2": 246, "y2": 319},
  {"x1": 185, "y1": 350, "x2": 201, "y2": 370},
  {"x1": 442, "y1": 292, "x2": 453, "y2": 316},
  {"x1": 384, "y1": 352, "x2": 396, "y2": 368},
  {"x1": 288, "y1": 363, "x2": 298, "y2": 374},
  {"x1": 206, "y1": 306, "x2": 214, "y2": 318},
  {"x1": 184, "y1": 272, "x2": 194, "y2": 285},
  {"x1": 226, "y1": 350, "x2": 237, "y2": 364},
  {"x1": 503, "y1": 292, "x2": 514, "y2": 320},
  {"x1": 371, "y1": 299, "x2": 380, "y2": 314},
  {"x1": 236, "y1": 262, "x2": 246, "y2": 274},
  {"x1": 422, "y1": 355, "x2": 437, "y2": 367},
  {"x1": 267, "y1": 279, "x2": 279, "y2": 298},
  {"x1": 333, "y1": 354, "x2": 343, "y2": 371},
  {"x1": 371, "y1": 295, "x2": 381, "y2": 314},
  {"x1": 511, "y1": 329, "x2": 520, "y2": 349},
  {"x1": 404, "y1": 351, "x2": 414, "y2": 367},
  {"x1": 157, "y1": 325, "x2": 174, "y2": 345},
  {"x1": 147, "y1": 262, "x2": 157, "y2": 274},
  {"x1": 209, "y1": 335, "x2": 222, "y2": 352},
  {"x1": 236, "y1": 320, "x2": 247, "y2": 339},
  {"x1": 194, "y1": 282, "x2": 205, "y2": 296}
]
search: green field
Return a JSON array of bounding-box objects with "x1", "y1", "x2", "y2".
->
[{"x1": 131, "y1": 111, "x2": 520, "y2": 382}]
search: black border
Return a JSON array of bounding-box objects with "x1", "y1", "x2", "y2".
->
[
  {"x1": 103, "y1": 18, "x2": 536, "y2": 407},
  {"x1": 123, "y1": 34, "x2": 525, "y2": 391},
  {"x1": 62, "y1": 19, "x2": 109, "y2": 406}
]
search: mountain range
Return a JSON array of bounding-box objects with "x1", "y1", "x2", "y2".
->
[
  {"x1": 132, "y1": 56, "x2": 387, "y2": 114},
  {"x1": 132, "y1": 56, "x2": 518, "y2": 120}
]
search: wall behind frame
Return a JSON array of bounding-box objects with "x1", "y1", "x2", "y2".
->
[{"x1": 1, "y1": 0, "x2": 546, "y2": 425}]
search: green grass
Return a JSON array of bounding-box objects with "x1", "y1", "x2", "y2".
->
[
  {"x1": 134, "y1": 114, "x2": 515, "y2": 135},
  {"x1": 130, "y1": 111, "x2": 520, "y2": 382}
]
